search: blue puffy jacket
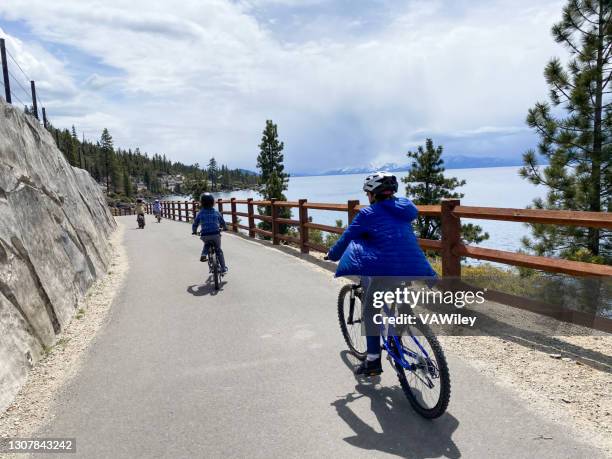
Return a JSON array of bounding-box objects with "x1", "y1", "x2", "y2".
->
[{"x1": 328, "y1": 197, "x2": 436, "y2": 277}]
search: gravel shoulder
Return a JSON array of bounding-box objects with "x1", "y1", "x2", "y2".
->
[{"x1": 0, "y1": 222, "x2": 128, "y2": 455}]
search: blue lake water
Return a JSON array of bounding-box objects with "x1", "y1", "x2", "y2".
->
[{"x1": 191, "y1": 166, "x2": 546, "y2": 253}]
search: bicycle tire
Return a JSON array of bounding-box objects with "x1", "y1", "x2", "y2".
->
[
  {"x1": 337, "y1": 284, "x2": 367, "y2": 360},
  {"x1": 389, "y1": 323, "x2": 451, "y2": 419},
  {"x1": 210, "y1": 250, "x2": 219, "y2": 290}
]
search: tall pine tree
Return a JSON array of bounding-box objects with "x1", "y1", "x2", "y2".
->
[
  {"x1": 99, "y1": 128, "x2": 114, "y2": 195},
  {"x1": 208, "y1": 157, "x2": 218, "y2": 191},
  {"x1": 256, "y1": 120, "x2": 291, "y2": 234},
  {"x1": 521, "y1": 0, "x2": 611, "y2": 263}
]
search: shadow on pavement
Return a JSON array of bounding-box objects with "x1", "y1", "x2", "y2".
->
[
  {"x1": 331, "y1": 351, "x2": 461, "y2": 459},
  {"x1": 186, "y1": 279, "x2": 226, "y2": 297}
]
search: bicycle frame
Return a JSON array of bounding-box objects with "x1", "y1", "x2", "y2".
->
[{"x1": 353, "y1": 282, "x2": 434, "y2": 373}]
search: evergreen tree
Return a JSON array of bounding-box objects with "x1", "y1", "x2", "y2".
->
[
  {"x1": 520, "y1": 0, "x2": 611, "y2": 263},
  {"x1": 208, "y1": 157, "x2": 218, "y2": 191},
  {"x1": 123, "y1": 168, "x2": 132, "y2": 198},
  {"x1": 257, "y1": 120, "x2": 288, "y2": 192},
  {"x1": 256, "y1": 120, "x2": 291, "y2": 235},
  {"x1": 99, "y1": 128, "x2": 114, "y2": 195},
  {"x1": 403, "y1": 138, "x2": 489, "y2": 245},
  {"x1": 69, "y1": 125, "x2": 80, "y2": 167}
]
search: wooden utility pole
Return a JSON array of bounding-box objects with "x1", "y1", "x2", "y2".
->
[
  {"x1": 0, "y1": 39, "x2": 11, "y2": 103},
  {"x1": 30, "y1": 80, "x2": 38, "y2": 119},
  {"x1": 42, "y1": 107, "x2": 47, "y2": 128}
]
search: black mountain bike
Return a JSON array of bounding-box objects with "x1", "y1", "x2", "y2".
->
[
  {"x1": 205, "y1": 240, "x2": 225, "y2": 290},
  {"x1": 337, "y1": 282, "x2": 451, "y2": 419}
]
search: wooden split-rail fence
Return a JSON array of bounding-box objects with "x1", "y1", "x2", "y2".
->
[{"x1": 111, "y1": 198, "x2": 612, "y2": 279}]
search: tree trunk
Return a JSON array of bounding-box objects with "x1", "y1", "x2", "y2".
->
[{"x1": 588, "y1": 1, "x2": 605, "y2": 256}]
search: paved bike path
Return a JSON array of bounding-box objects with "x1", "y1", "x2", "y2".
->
[{"x1": 37, "y1": 217, "x2": 605, "y2": 458}]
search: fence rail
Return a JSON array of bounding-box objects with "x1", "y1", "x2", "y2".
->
[{"x1": 111, "y1": 198, "x2": 612, "y2": 278}]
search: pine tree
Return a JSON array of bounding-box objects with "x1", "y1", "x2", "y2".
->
[
  {"x1": 99, "y1": 128, "x2": 114, "y2": 195},
  {"x1": 256, "y1": 120, "x2": 291, "y2": 235},
  {"x1": 403, "y1": 138, "x2": 489, "y2": 245},
  {"x1": 520, "y1": 0, "x2": 611, "y2": 263},
  {"x1": 257, "y1": 120, "x2": 288, "y2": 192},
  {"x1": 122, "y1": 168, "x2": 132, "y2": 198},
  {"x1": 208, "y1": 157, "x2": 218, "y2": 191},
  {"x1": 68, "y1": 125, "x2": 79, "y2": 167}
]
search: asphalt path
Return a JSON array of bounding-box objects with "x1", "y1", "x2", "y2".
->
[{"x1": 36, "y1": 217, "x2": 606, "y2": 458}]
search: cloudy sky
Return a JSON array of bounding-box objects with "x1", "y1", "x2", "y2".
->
[{"x1": 0, "y1": 0, "x2": 566, "y2": 173}]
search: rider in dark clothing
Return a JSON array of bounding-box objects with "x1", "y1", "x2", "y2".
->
[{"x1": 192, "y1": 193, "x2": 228, "y2": 273}]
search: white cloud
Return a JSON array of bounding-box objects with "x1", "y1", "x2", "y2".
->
[{"x1": 0, "y1": 0, "x2": 566, "y2": 172}]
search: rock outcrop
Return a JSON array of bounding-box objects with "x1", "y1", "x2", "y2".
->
[{"x1": 0, "y1": 100, "x2": 116, "y2": 412}]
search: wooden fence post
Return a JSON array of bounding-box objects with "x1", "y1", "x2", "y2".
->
[
  {"x1": 247, "y1": 198, "x2": 255, "y2": 238},
  {"x1": 441, "y1": 199, "x2": 461, "y2": 277},
  {"x1": 172, "y1": 201, "x2": 176, "y2": 220},
  {"x1": 178, "y1": 202, "x2": 183, "y2": 221},
  {"x1": 217, "y1": 199, "x2": 224, "y2": 227},
  {"x1": 192, "y1": 200, "x2": 197, "y2": 221},
  {"x1": 230, "y1": 198, "x2": 238, "y2": 232},
  {"x1": 184, "y1": 201, "x2": 189, "y2": 221},
  {"x1": 270, "y1": 198, "x2": 279, "y2": 244},
  {"x1": 347, "y1": 199, "x2": 359, "y2": 223},
  {"x1": 298, "y1": 199, "x2": 309, "y2": 254}
]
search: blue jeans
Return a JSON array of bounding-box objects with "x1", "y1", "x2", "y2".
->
[
  {"x1": 361, "y1": 276, "x2": 381, "y2": 356},
  {"x1": 201, "y1": 234, "x2": 227, "y2": 270}
]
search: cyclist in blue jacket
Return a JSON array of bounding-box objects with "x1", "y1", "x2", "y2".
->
[
  {"x1": 192, "y1": 192, "x2": 228, "y2": 273},
  {"x1": 327, "y1": 172, "x2": 436, "y2": 376}
]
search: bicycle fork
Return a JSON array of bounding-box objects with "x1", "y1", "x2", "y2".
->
[{"x1": 347, "y1": 285, "x2": 362, "y2": 326}]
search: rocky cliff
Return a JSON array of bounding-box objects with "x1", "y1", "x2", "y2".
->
[{"x1": 0, "y1": 100, "x2": 116, "y2": 412}]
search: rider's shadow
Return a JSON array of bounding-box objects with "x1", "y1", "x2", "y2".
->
[
  {"x1": 186, "y1": 278, "x2": 226, "y2": 297},
  {"x1": 331, "y1": 351, "x2": 461, "y2": 459}
]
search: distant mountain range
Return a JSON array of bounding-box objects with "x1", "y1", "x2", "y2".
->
[{"x1": 292, "y1": 156, "x2": 525, "y2": 177}]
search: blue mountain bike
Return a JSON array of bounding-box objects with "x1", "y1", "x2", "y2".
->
[{"x1": 337, "y1": 282, "x2": 451, "y2": 418}]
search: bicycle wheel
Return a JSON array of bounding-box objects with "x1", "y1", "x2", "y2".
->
[
  {"x1": 211, "y1": 251, "x2": 219, "y2": 290},
  {"x1": 337, "y1": 284, "x2": 367, "y2": 360},
  {"x1": 388, "y1": 323, "x2": 451, "y2": 419}
]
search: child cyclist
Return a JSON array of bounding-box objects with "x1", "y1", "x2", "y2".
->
[
  {"x1": 327, "y1": 172, "x2": 436, "y2": 376},
  {"x1": 152, "y1": 199, "x2": 162, "y2": 218},
  {"x1": 192, "y1": 192, "x2": 228, "y2": 273}
]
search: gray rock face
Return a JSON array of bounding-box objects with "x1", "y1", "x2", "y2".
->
[{"x1": 0, "y1": 100, "x2": 116, "y2": 412}]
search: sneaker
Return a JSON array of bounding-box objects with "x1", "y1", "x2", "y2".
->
[
  {"x1": 354, "y1": 358, "x2": 382, "y2": 376},
  {"x1": 221, "y1": 267, "x2": 228, "y2": 274},
  {"x1": 200, "y1": 255, "x2": 207, "y2": 262}
]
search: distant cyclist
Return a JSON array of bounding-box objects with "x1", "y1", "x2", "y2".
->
[
  {"x1": 327, "y1": 172, "x2": 436, "y2": 376},
  {"x1": 152, "y1": 199, "x2": 162, "y2": 215},
  {"x1": 192, "y1": 193, "x2": 228, "y2": 273}
]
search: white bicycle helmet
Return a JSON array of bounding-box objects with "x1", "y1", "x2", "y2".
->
[{"x1": 362, "y1": 171, "x2": 398, "y2": 195}]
